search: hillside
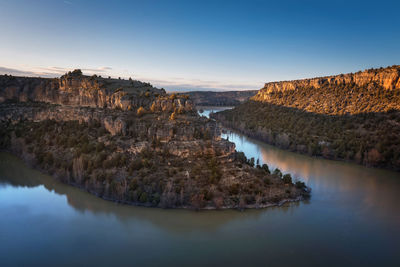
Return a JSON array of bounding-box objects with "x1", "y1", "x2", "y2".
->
[
  {"x1": 183, "y1": 90, "x2": 257, "y2": 106},
  {"x1": 0, "y1": 70, "x2": 309, "y2": 209},
  {"x1": 212, "y1": 66, "x2": 400, "y2": 170}
]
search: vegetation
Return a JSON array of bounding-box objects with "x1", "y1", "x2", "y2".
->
[
  {"x1": 0, "y1": 101, "x2": 308, "y2": 209},
  {"x1": 0, "y1": 70, "x2": 309, "y2": 209},
  {"x1": 213, "y1": 80, "x2": 400, "y2": 170}
]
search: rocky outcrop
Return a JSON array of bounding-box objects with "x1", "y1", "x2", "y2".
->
[
  {"x1": 255, "y1": 65, "x2": 400, "y2": 100},
  {"x1": 0, "y1": 70, "x2": 193, "y2": 112},
  {"x1": 0, "y1": 102, "x2": 221, "y2": 141}
]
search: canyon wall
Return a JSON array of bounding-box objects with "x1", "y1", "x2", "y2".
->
[
  {"x1": 0, "y1": 70, "x2": 193, "y2": 112},
  {"x1": 254, "y1": 65, "x2": 400, "y2": 101}
]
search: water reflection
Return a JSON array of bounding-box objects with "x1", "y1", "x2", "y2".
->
[
  {"x1": 1, "y1": 107, "x2": 400, "y2": 266},
  {"x1": 197, "y1": 106, "x2": 233, "y2": 118},
  {"x1": 0, "y1": 152, "x2": 301, "y2": 234},
  {"x1": 221, "y1": 129, "x2": 400, "y2": 226}
]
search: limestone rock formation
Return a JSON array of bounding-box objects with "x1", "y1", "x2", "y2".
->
[
  {"x1": 256, "y1": 65, "x2": 400, "y2": 99},
  {"x1": 0, "y1": 70, "x2": 193, "y2": 112}
]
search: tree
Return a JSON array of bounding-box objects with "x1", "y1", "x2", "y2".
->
[
  {"x1": 273, "y1": 168, "x2": 282, "y2": 178},
  {"x1": 71, "y1": 69, "x2": 82, "y2": 76},
  {"x1": 248, "y1": 157, "x2": 255, "y2": 167},
  {"x1": 262, "y1": 164, "x2": 270, "y2": 173},
  {"x1": 282, "y1": 174, "x2": 292, "y2": 184}
]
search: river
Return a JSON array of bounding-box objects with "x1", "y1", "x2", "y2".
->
[{"x1": 1, "y1": 107, "x2": 399, "y2": 266}]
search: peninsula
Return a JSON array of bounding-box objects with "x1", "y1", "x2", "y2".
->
[{"x1": 0, "y1": 70, "x2": 309, "y2": 209}]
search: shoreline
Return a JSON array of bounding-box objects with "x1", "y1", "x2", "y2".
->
[
  {"x1": 212, "y1": 115, "x2": 400, "y2": 173},
  {"x1": 0, "y1": 150, "x2": 308, "y2": 211}
]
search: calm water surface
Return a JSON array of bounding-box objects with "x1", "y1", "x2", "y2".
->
[{"x1": 1, "y1": 107, "x2": 399, "y2": 266}]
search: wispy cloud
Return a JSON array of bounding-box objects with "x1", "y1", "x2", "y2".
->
[
  {"x1": 143, "y1": 77, "x2": 261, "y2": 92},
  {"x1": 0, "y1": 66, "x2": 58, "y2": 78},
  {"x1": 38, "y1": 66, "x2": 113, "y2": 75},
  {"x1": 0, "y1": 65, "x2": 261, "y2": 91}
]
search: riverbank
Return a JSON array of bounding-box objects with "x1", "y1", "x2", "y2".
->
[
  {"x1": 0, "y1": 103, "x2": 309, "y2": 210},
  {"x1": 211, "y1": 103, "x2": 400, "y2": 172},
  {"x1": 1, "y1": 149, "x2": 309, "y2": 211},
  {"x1": 2, "y1": 123, "x2": 400, "y2": 266}
]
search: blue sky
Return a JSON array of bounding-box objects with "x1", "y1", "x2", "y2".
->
[{"x1": 0, "y1": 0, "x2": 399, "y2": 91}]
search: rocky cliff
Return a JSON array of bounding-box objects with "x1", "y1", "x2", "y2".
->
[
  {"x1": 255, "y1": 65, "x2": 400, "y2": 99},
  {"x1": 251, "y1": 65, "x2": 400, "y2": 115},
  {"x1": 0, "y1": 69, "x2": 193, "y2": 112}
]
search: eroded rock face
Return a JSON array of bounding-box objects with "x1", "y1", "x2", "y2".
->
[
  {"x1": 256, "y1": 65, "x2": 400, "y2": 99},
  {"x1": 0, "y1": 72, "x2": 194, "y2": 113}
]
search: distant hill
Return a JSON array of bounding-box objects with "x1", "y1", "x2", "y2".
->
[
  {"x1": 183, "y1": 90, "x2": 257, "y2": 106},
  {"x1": 213, "y1": 65, "x2": 400, "y2": 171}
]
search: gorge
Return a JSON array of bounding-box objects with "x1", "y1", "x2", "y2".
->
[
  {"x1": 213, "y1": 66, "x2": 400, "y2": 171},
  {"x1": 0, "y1": 70, "x2": 309, "y2": 210}
]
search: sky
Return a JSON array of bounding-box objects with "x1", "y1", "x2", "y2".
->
[{"x1": 0, "y1": 0, "x2": 399, "y2": 91}]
